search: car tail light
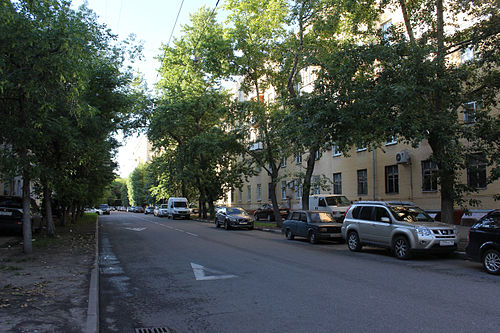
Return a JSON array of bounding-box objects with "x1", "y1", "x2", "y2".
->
[{"x1": 343, "y1": 206, "x2": 351, "y2": 220}]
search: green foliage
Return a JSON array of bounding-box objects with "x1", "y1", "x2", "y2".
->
[{"x1": 127, "y1": 163, "x2": 151, "y2": 206}]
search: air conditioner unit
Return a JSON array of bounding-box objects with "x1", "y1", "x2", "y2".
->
[
  {"x1": 396, "y1": 150, "x2": 411, "y2": 164},
  {"x1": 249, "y1": 142, "x2": 263, "y2": 151}
]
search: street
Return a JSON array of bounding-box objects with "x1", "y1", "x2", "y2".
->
[{"x1": 99, "y1": 212, "x2": 500, "y2": 333}]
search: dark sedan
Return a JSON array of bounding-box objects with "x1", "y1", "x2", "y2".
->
[
  {"x1": 253, "y1": 204, "x2": 290, "y2": 221},
  {"x1": 215, "y1": 207, "x2": 254, "y2": 230},
  {"x1": 0, "y1": 196, "x2": 41, "y2": 234},
  {"x1": 282, "y1": 210, "x2": 343, "y2": 244},
  {"x1": 466, "y1": 209, "x2": 500, "y2": 275},
  {"x1": 134, "y1": 206, "x2": 144, "y2": 213}
]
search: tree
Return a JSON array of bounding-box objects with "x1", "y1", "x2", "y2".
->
[
  {"x1": 373, "y1": 0, "x2": 500, "y2": 222},
  {"x1": 0, "y1": 0, "x2": 145, "y2": 251},
  {"x1": 225, "y1": 0, "x2": 291, "y2": 224},
  {"x1": 149, "y1": 7, "x2": 251, "y2": 218}
]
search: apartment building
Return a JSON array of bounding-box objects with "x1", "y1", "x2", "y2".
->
[{"x1": 225, "y1": 9, "x2": 499, "y2": 214}]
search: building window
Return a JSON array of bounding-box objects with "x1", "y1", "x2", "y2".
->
[
  {"x1": 312, "y1": 176, "x2": 320, "y2": 194},
  {"x1": 333, "y1": 173, "x2": 342, "y2": 194},
  {"x1": 247, "y1": 185, "x2": 251, "y2": 202},
  {"x1": 281, "y1": 156, "x2": 286, "y2": 168},
  {"x1": 385, "y1": 136, "x2": 397, "y2": 146},
  {"x1": 296, "y1": 152, "x2": 302, "y2": 164},
  {"x1": 421, "y1": 160, "x2": 438, "y2": 192},
  {"x1": 257, "y1": 184, "x2": 262, "y2": 201},
  {"x1": 281, "y1": 181, "x2": 287, "y2": 200},
  {"x1": 357, "y1": 169, "x2": 368, "y2": 195},
  {"x1": 463, "y1": 101, "x2": 481, "y2": 123},
  {"x1": 467, "y1": 154, "x2": 487, "y2": 189},
  {"x1": 356, "y1": 145, "x2": 367, "y2": 152},
  {"x1": 238, "y1": 188, "x2": 243, "y2": 202},
  {"x1": 296, "y1": 181, "x2": 302, "y2": 199},
  {"x1": 385, "y1": 165, "x2": 399, "y2": 194},
  {"x1": 381, "y1": 20, "x2": 393, "y2": 40},
  {"x1": 332, "y1": 144, "x2": 341, "y2": 157},
  {"x1": 315, "y1": 150, "x2": 321, "y2": 160}
]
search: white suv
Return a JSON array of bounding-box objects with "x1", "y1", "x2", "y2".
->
[{"x1": 341, "y1": 201, "x2": 458, "y2": 259}]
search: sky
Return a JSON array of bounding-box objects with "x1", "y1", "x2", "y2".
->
[{"x1": 72, "y1": 0, "x2": 225, "y2": 178}]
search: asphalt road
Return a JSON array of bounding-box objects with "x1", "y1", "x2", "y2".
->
[{"x1": 99, "y1": 212, "x2": 499, "y2": 333}]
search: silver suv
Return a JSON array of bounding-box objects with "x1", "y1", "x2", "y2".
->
[{"x1": 341, "y1": 201, "x2": 458, "y2": 259}]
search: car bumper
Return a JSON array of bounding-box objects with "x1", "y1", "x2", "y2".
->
[
  {"x1": 316, "y1": 232, "x2": 343, "y2": 240},
  {"x1": 229, "y1": 222, "x2": 254, "y2": 229}
]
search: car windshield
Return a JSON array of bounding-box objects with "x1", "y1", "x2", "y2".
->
[
  {"x1": 324, "y1": 196, "x2": 350, "y2": 206},
  {"x1": 160, "y1": 204, "x2": 168, "y2": 209},
  {"x1": 174, "y1": 201, "x2": 187, "y2": 208},
  {"x1": 389, "y1": 205, "x2": 434, "y2": 223},
  {"x1": 310, "y1": 212, "x2": 334, "y2": 223},
  {"x1": 99, "y1": 204, "x2": 108, "y2": 209},
  {"x1": 0, "y1": 197, "x2": 22, "y2": 208},
  {"x1": 227, "y1": 208, "x2": 248, "y2": 216}
]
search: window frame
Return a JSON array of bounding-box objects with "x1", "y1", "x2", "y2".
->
[{"x1": 385, "y1": 165, "x2": 399, "y2": 194}]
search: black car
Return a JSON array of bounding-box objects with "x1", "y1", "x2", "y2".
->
[
  {"x1": 282, "y1": 210, "x2": 343, "y2": 244},
  {"x1": 253, "y1": 203, "x2": 290, "y2": 221},
  {"x1": 466, "y1": 209, "x2": 500, "y2": 275},
  {"x1": 215, "y1": 207, "x2": 254, "y2": 230},
  {"x1": 0, "y1": 195, "x2": 42, "y2": 234}
]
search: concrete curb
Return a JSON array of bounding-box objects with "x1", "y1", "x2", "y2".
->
[{"x1": 85, "y1": 216, "x2": 99, "y2": 333}]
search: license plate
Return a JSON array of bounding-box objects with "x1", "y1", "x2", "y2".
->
[
  {"x1": 0, "y1": 211, "x2": 12, "y2": 216},
  {"x1": 440, "y1": 240, "x2": 454, "y2": 246},
  {"x1": 239, "y1": 222, "x2": 247, "y2": 225}
]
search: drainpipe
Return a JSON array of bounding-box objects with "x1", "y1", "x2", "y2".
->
[{"x1": 372, "y1": 147, "x2": 376, "y2": 200}]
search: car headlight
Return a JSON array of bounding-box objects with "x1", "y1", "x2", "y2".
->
[{"x1": 416, "y1": 226, "x2": 432, "y2": 237}]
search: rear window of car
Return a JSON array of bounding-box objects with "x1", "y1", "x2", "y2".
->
[
  {"x1": 310, "y1": 212, "x2": 334, "y2": 223},
  {"x1": 0, "y1": 197, "x2": 22, "y2": 208}
]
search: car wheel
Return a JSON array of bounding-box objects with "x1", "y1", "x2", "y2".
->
[
  {"x1": 285, "y1": 229, "x2": 294, "y2": 240},
  {"x1": 393, "y1": 236, "x2": 412, "y2": 260},
  {"x1": 215, "y1": 219, "x2": 220, "y2": 228},
  {"x1": 267, "y1": 214, "x2": 272, "y2": 222},
  {"x1": 309, "y1": 232, "x2": 318, "y2": 244},
  {"x1": 347, "y1": 231, "x2": 362, "y2": 252},
  {"x1": 482, "y1": 249, "x2": 500, "y2": 275},
  {"x1": 224, "y1": 220, "x2": 230, "y2": 230}
]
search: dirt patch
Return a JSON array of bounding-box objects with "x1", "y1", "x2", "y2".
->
[{"x1": 0, "y1": 217, "x2": 96, "y2": 333}]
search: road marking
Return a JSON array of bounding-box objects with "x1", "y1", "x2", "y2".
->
[
  {"x1": 191, "y1": 263, "x2": 237, "y2": 281},
  {"x1": 185, "y1": 232, "x2": 198, "y2": 237},
  {"x1": 132, "y1": 215, "x2": 198, "y2": 236},
  {"x1": 124, "y1": 227, "x2": 146, "y2": 232}
]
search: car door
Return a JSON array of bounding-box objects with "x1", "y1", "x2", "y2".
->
[
  {"x1": 476, "y1": 212, "x2": 500, "y2": 245},
  {"x1": 296, "y1": 212, "x2": 309, "y2": 237},
  {"x1": 357, "y1": 206, "x2": 375, "y2": 242},
  {"x1": 370, "y1": 207, "x2": 393, "y2": 245}
]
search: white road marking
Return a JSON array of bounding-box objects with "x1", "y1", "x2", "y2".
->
[
  {"x1": 191, "y1": 263, "x2": 237, "y2": 281},
  {"x1": 132, "y1": 215, "x2": 198, "y2": 236},
  {"x1": 124, "y1": 227, "x2": 146, "y2": 232}
]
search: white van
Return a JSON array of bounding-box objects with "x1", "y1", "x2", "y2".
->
[
  {"x1": 167, "y1": 197, "x2": 191, "y2": 219},
  {"x1": 309, "y1": 194, "x2": 351, "y2": 222}
]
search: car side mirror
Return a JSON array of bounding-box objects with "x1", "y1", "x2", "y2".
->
[{"x1": 380, "y1": 217, "x2": 391, "y2": 223}]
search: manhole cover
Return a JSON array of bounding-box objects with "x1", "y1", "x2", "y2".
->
[{"x1": 135, "y1": 328, "x2": 174, "y2": 333}]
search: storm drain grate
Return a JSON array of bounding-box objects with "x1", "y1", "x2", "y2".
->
[{"x1": 135, "y1": 328, "x2": 174, "y2": 333}]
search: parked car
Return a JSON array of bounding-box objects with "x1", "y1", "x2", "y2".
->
[
  {"x1": 254, "y1": 204, "x2": 290, "y2": 221},
  {"x1": 144, "y1": 206, "x2": 154, "y2": 215},
  {"x1": 282, "y1": 210, "x2": 343, "y2": 244},
  {"x1": 466, "y1": 209, "x2": 500, "y2": 275},
  {"x1": 155, "y1": 204, "x2": 168, "y2": 217},
  {"x1": 215, "y1": 207, "x2": 254, "y2": 230},
  {"x1": 189, "y1": 202, "x2": 199, "y2": 214},
  {"x1": 134, "y1": 206, "x2": 144, "y2": 213},
  {"x1": 341, "y1": 201, "x2": 458, "y2": 259},
  {"x1": 0, "y1": 196, "x2": 42, "y2": 233},
  {"x1": 127, "y1": 206, "x2": 135, "y2": 213},
  {"x1": 98, "y1": 204, "x2": 111, "y2": 215}
]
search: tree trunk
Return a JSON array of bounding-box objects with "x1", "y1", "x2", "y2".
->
[
  {"x1": 71, "y1": 204, "x2": 77, "y2": 224},
  {"x1": 301, "y1": 147, "x2": 317, "y2": 210},
  {"x1": 43, "y1": 182, "x2": 56, "y2": 237},
  {"x1": 269, "y1": 176, "x2": 282, "y2": 226},
  {"x1": 22, "y1": 173, "x2": 33, "y2": 254},
  {"x1": 398, "y1": 0, "x2": 415, "y2": 44}
]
